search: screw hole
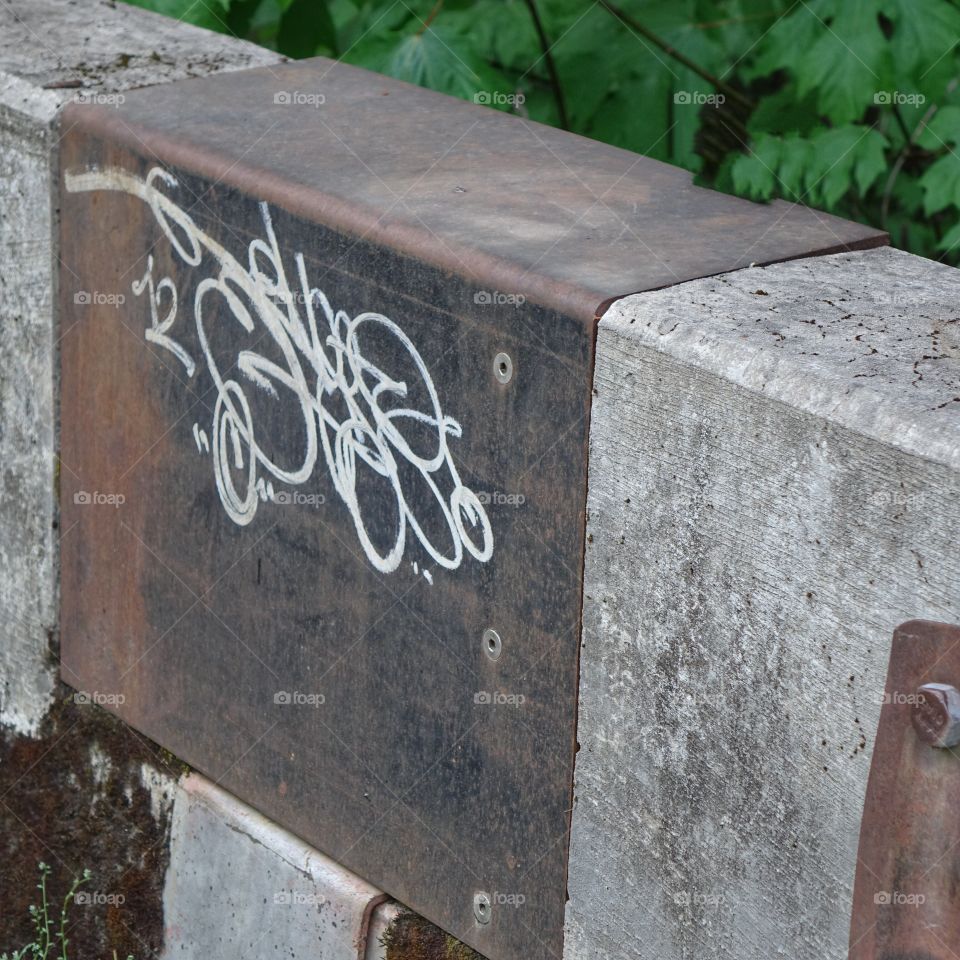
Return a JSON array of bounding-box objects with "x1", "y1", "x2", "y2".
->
[
  {"x1": 473, "y1": 891, "x2": 492, "y2": 925},
  {"x1": 493, "y1": 352, "x2": 513, "y2": 384},
  {"x1": 482, "y1": 628, "x2": 502, "y2": 661}
]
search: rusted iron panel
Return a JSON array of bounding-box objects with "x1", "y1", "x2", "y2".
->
[
  {"x1": 59, "y1": 144, "x2": 588, "y2": 960},
  {"x1": 849, "y1": 620, "x2": 960, "y2": 959},
  {"x1": 58, "y1": 57, "x2": 885, "y2": 960},
  {"x1": 61, "y1": 58, "x2": 885, "y2": 326}
]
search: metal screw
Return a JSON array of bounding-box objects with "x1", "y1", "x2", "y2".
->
[
  {"x1": 494, "y1": 352, "x2": 513, "y2": 385},
  {"x1": 912, "y1": 683, "x2": 960, "y2": 748},
  {"x1": 482, "y1": 628, "x2": 502, "y2": 661},
  {"x1": 473, "y1": 891, "x2": 492, "y2": 925}
]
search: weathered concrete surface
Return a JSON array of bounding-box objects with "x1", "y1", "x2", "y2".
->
[
  {"x1": 605, "y1": 247, "x2": 960, "y2": 471},
  {"x1": 566, "y1": 247, "x2": 960, "y2": 960},
  {"x1": 162, "y1": 773, "x2": 389, "y2": 959},
  {"x1": 0, "y1": 0, "x2": 281, "y2": 735},
  {"x1": 0, "y1": 0, "x2": 281, "y2": 93},
  {"x1": 0, "y1": 81, "x2": 58, "y2": 735}
]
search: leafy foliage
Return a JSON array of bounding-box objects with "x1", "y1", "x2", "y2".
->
[
  {"x1": 124, "y1": 0, "x2": 960, "y2": 263},
  {"x1": 0, "y1": 863, "x2": 132, "y2": 960}
]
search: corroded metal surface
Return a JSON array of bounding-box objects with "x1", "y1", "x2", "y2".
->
[
  {"x1": 60, "y1": 57, "x2": 885, "y2": 324},
  {"x1": 58, "y1": 141, "x2": 590, "y2": 960},
  {"x1": 849, "y1": 620, "x2": 960, "y2": 959},
  {"x1": 58, "y1": 55, "x2": 885, "y2": 960}
]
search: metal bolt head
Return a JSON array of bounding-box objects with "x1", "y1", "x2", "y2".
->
[
  {"x1": 483, "y1": 628, "x2": 502, "y2": 661},
  {"x1": 912, "y1": 683, "x2": 960, "y2": 748},
  {"x1": 473, "y1": 891, "x2": 492, "y2": 924},
  {"x1": 494, "y1": 352, "x2": 513, "y2": 384}
]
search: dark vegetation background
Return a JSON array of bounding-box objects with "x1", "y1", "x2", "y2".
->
[{"x1": 124, "y1": 0, "x2": 960, "y2": 264}]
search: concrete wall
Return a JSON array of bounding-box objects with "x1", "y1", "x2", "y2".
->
[
  {"x1": 565, "y1": 247, "x2": 960, "y2": 960},
  {"x1": 163, "y1": 774, "x2": 398, "y2": 960},
  {"x1": 0, "y1": 74, "x2": 59, "y2": 735}
]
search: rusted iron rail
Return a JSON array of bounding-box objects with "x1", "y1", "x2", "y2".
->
[{"x1": 850, "y1": 620, "x2": 960, "y2": 959}]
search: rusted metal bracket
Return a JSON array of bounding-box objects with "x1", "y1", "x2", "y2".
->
[
  {"x1": 57, "y1": 57, "x2": 884, "y2": 960},
  {"x1": 850, "y1": 620, "x2": 960, "y2": 959}
]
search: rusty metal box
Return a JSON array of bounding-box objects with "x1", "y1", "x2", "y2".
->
[{"x1": 58, "y1": 57, "x2": 883, "y2": 960}]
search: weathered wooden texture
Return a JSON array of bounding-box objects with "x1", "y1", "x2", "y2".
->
[
  {"x1": 566, "y1": 246, "x2": 960, "y2": 960},
  {"x1": 55, "y1": 55, "x2": 881, "y2": 960},
  {"x1": 0, "y1": 0, "x2": 280, "y2": 736}
]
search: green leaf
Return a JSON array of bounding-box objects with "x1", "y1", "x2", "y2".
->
[
  {"x1": 937, "y1": 218, "x2": 960, "y2": 253},
  {"x1": 916, "y1": 105, "x2": 960, "y2": 151},
  {"x1": 551, "y1": 5, "x2": 640, "y2": 129},
  {"x1": 731, "y1": 134, "x2": 782, "y2": 200},
  {"x1": 334, "y1": 1, "x2": 415, "y2": 55},
  {"x1": 707, "y1": 0, "x2": 794, "y2": 61},
  {"x1": 380, "y1": 24, "x2": 504, "y2": 103},
  {"x1": 806, "y1": 125, "x2": 867, "y2": 208},
  {"x1": 884, "y1": 0, "x2": 960, "y2": 76},
  {"x1": 797, "y1": 1, "x2": 892, "y2": 125},
  {"x1": 890, "y1": 174, "x2": 925, "y2": 216},
  {"x1": 921, "y1": 151, "x2": 960, "y2": 214},
  {"x1": 853, "y1": 127, "x2": 889, "y2": 194},
  {"x1": 442, "y1": 0, "x2": 537, "y2": 73},
  {"x1": 587, "y1": 68, "x2": 672, "y2": 160},
  {"x1": 903, "y1": 220, "x2": 938, "y2": 255},
  {"x1": 749, "y1": 0, "x2": 832, "y2": 80},
  {"x1": 748, "y1": 85, "x2": 821, "y2": 138},
  {"x1": 776, "y1": 133, "x2": 814, "y2": 201}
]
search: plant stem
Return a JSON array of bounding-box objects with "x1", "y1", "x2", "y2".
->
[
  {"x1": 891, "y1": 104, "x2": 912, "y2": 144},
  {"x1": 599, "y1": 0, "x2": 754, "y2": 112},
  {"x1": 522, "y1": 0, "x2": 570, "y2": 129},
  {"x1": 39, "y1": 868, "x2": 51, "y2": 960},
  {"x1": 417, "y1": 0, "x2": 444, "y2": 34},
  {"x1": 58, "y1": 872, "x2": 88, "y2": 960},
  {"x1": 882, "y1": 76, "x2": 959, "y2": 226}
]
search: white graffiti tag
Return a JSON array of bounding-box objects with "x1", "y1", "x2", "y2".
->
[{"x1": 65, "y1": 166, "x2": 493, "y2": 576}]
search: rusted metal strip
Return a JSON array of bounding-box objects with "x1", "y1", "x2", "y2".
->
[
  {"x1": 849, "y1": 620, "x2": 960, "y2": 959},
  {"x1": 58, "y1": 56, "x2": 885, "y2": 960}
]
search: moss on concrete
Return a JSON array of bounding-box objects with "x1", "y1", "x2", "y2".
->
[
  {"x1": 0, "y1": 682, "x2": 179, "y2": 958},
  {"x1": 382, "y1": 909, "x2": 486, "y2": 960}
]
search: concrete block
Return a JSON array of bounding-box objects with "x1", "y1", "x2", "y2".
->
[
  {"x1": 0, "y1": 0, "x2": 281, "y2": 735},
  {"x1": 566, "y1": 247, "x2": 960, "y2": 960},
  {"x1": 162, "y1": 773, "x2": 389, "y2": 959},
  {"x1": 0, "y1": 0, "x2": 281, "y2": 94},
  {"x1": 0, "y1": 77, "x2": 58, "y2": 735}
]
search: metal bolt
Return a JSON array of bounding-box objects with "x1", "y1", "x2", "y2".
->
[
  {"x1": 483, "y1": 628, "x2": 502, "y2": 661},
  {"x1": 473, "y1": 891, "x2": 492, "y2": 924},
  {"x1": 912, "y1": 683, "x2": 960, "y2": 748},
  {"x1": 494, "y1": 352, "x2": 513, "y2": 385}
]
